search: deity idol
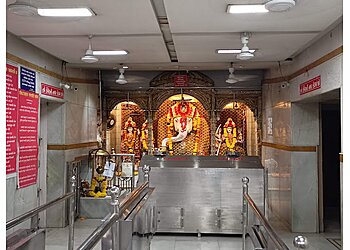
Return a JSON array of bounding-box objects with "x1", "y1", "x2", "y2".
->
[
  {"x1": 122, "y1": 117, "x2": 138, "y2": 153},
  {"x1": 88, "y1": 164, "x2": 107, "y2": 198},
  {"x1": 223, "y1": 118, "x2": 237, "y2": 153},
  {"x1": 141, "y1": 120, "x2": 149, "y2": 152},
  {"x1": 161, "y1": 101, "x2": 201, "y2": 155}
]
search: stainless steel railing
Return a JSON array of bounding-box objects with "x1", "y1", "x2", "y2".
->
[
  {"x1": 6, "y1": 192, "x2": 74, "y2": 230},
  {"x1": 6, "y1": 174, "x2": 77, "y2": 250},
  {"x1": 77, "y1": 165, "x2": 151, "y2": 250},
  {"x1": 241, "y1": 177, "x2": 309, "y2": 250}
]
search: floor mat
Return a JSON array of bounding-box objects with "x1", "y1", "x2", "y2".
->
[{"x1": 327, "y1": 238, "x2": 342, "y2": 249}]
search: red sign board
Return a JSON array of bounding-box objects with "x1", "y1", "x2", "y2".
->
[
  {"x1": 18, "y1": 89, "x2": 39, "y2": 188},
  {"x1": 174, "y1": 75, "x2": 189, "y2": 87},
  {"x1": 41, "y1": 83, "x2": 64, "y2": 99},
  {"x1": 6, "y1": 64, "x2": 19, "y2": 174},
  {"x1": 299, "y1": 75, "x2": 321, "y2": 95}
]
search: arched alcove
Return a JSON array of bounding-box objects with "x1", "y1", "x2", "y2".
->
[
  {"x1": 154, "y1": 94, "x2": 211, "y2": 155},
  {"x1": 106, "y1": 102, "x2": 146, "y2": 155},
  {"x1": 215, "y1": 102, "x2": 258, "y2": 156}
]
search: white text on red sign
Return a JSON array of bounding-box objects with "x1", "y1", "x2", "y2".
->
[
  {"x1": 299, "y1": 75, "x2": 321, "y2": 95},
  {"x1": 41, "y1": 83, "x2": 64, "y2": 99}
]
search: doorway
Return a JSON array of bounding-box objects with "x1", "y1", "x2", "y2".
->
[{"x1": 321, "y1": 101, "x2": 341, "y2": 232}]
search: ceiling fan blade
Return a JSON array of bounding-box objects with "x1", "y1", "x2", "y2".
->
[
  {"x1": 120, "y1": 75, "x2": 149, "y2": 84},
  {"x1": 232, "y1": 74, "x2": 259, "y2": 81}
]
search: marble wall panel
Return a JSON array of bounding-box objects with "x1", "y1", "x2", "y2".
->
[
  {"x1": 262, "y1": 84, "x2": 273, "y2": 109},
  {"x1": 65, "y1": 103, "x2": 89, "y2": 144},
  {"x1": 64, "y1": 147, "x2": 95, "y2": 163},
  {"x1": 87, "y1": 84, "x2": 99, "y2": 109},
  {"x1": 63, "y1": 87, "x2": 78, "y2": 104},
  {"x1": 47, "y1": 102, "x2": 65, "y2": 144},
  {"x1": 6, "y1": 176, "x2": 39, "y2": 233},
  {"x1": 271, "y1": 82, "x2": 291, "y2": 107},
  {"x1": 263, "y1": 147, "x2": 292, "y2": 228},
  {"x1": 292, "y1": 103, "x2": 319, "y2": 146},
  {"x1": 76, "y1": 84, "x2": 88, "y2": 106},
  {"x1": 291, "y1": 152, "x2": 318, "y2": 232},
  {"x1": 46, "y1": 150, "x2": 67, "y2": 227},
  {"x1": 14, "y1": 183, "x2": 38, "y2": 217},
  {"x1": 272, "y1": 105, "x2": 292, "y2": 145},
  {"x1": 88, "y1": 107, "x2": 98, "y2": 142},
  {"x1": 6, "y1": 177, "x2": 16, "y2": 222}
]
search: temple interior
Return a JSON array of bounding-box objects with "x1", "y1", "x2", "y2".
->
[{"x1": 5, "y1": 1, "x2": 345, "y2": 250}]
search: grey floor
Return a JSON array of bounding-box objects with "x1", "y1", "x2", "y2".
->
[{"x1": 45, "y1": 217, "x2": 341, "y2": 250}]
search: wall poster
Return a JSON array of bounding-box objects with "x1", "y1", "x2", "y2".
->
[
  {"x1": 6, "y1": 64, "x2": 19, "y2": 174},
  {"x1": 18, "y1": 89, "x2": 39, "y2": 188},
  {"x1": 20, "y1": 66, "x2": 36, "y2": 92}
]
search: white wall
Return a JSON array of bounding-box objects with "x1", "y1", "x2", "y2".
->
[
  {"x1": 262, "y1": 22, "x2": 342, "y2": 232},
  {"x1": 6, "y1": 31, "x2": 99, "y2": 229}
]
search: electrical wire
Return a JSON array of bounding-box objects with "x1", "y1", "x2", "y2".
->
[{"x1": 278, "y1": 61, "x2": 289, "y2": 84}]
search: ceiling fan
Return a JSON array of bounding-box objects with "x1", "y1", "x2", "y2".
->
[
  {"x1": 237, "y1": 32, "x2": 254, "y2": 61},
  {"x1": 225, "y1": 63, "x2": 258, "y2": 84},
  {"x1": 113, "y1": 65, "x2": 150, "y2": 85},
  {"x1": 116, "y1": 68, "x2": 128, "y2": 84},
  {"x1": 81, "y1": 35, "x2": 98, "y2": 63}
]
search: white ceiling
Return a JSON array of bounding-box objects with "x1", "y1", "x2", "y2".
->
[{"x1": 6, "y1": 0, "x2": 343, "y2": 71}]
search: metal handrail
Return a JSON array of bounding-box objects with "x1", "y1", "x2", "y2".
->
[
  {"x1": 243, "y1": 192, "x2": 289, "y2": 250},
  {"x1": 77, "y1": 177, "x2": 150, "y2": 250},
  {"x1": 77, "y1": 213, "x2": 119, "y2": 250},
  {"x1": 6, "y1": 191, "x2": 74, "y2": 230},
  {"x1": 242, "y1": 177, "x2": 289, "y2": 250},
  {"x1": 119, "y1": 181, "x2": 149, "y2": 214},
  {"x1": 7, "y1": 174, "x2": 77, "y2": 250}
]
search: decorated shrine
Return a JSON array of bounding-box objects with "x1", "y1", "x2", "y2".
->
[{"x1": 103, "y1": 71, "x2": 261, "y2": 158}]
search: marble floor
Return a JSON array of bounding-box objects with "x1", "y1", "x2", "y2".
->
[{"x1": 45, "y1": 217, "x2": 341, "y2": 250}]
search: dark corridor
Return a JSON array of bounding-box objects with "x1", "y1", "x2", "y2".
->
[{"x1": 321, "y1": 102, "x2": 341, "y2": 232}]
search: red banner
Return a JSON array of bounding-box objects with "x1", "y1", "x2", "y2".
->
[
  {"x1": 18, "y1": 89, "x2": 39, "y2": 188},
  {"x1": 174, "y1": 75, "x2": 189, "y2": 87},
  {"x1": 41, "y1": 83, "x2": 64, "y2": 99},
  {"x1": 6, "y1": 64, "x2": 19, "y2": 174},
  {"x1": 299, "y1": 75, "x2": 321, "y2": 95}
]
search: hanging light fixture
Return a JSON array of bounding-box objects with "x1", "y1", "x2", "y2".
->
[{"x1": 81, "y1": 35, "x2": 98, "y2": 63}]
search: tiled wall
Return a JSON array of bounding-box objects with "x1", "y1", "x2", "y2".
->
[
  {"x1": 262, "y1": 23, "x2": 342, "y2": 232},
  {"x1": 6, "y1": 32, "x2": 99, "y2": 229},
  {"x1": 46, "y1": 84, "x2": 99, "y2": 227}
]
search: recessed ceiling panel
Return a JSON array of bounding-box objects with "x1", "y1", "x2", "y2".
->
[
  {"x1": 24, "y1": 35, "x2": 170, "y2": 64},
  {"x1": 164, "y1": 0, "x2": 342, "y2": 33},
  {"x1": 173, "y1": 33, "x2": 319, "y2": 63},
  {"x1": 6, "y1": 0, "x2": 161, "y2": 36}
]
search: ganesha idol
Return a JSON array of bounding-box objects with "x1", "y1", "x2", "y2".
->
[{"x1": 161, "y1": 101, "x2": 201, "y2": 155}]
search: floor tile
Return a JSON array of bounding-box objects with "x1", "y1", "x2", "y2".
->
[{"x1": 44, "y1": 219, "x2": 342, "y2": 250}]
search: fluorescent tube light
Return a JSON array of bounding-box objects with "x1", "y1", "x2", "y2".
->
[
  {"x1": 217, "y1": 49, "x2": 256, "y2": 54},
  {"x1": 37, "y1": 8, "x2": 95, "y2": 17},
  {"x1": 93, "y1": 50, "x2": 128, "y2": 56},
  {"x1": 227, "y1": 4, "x2": 268, "y2": 14}
]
